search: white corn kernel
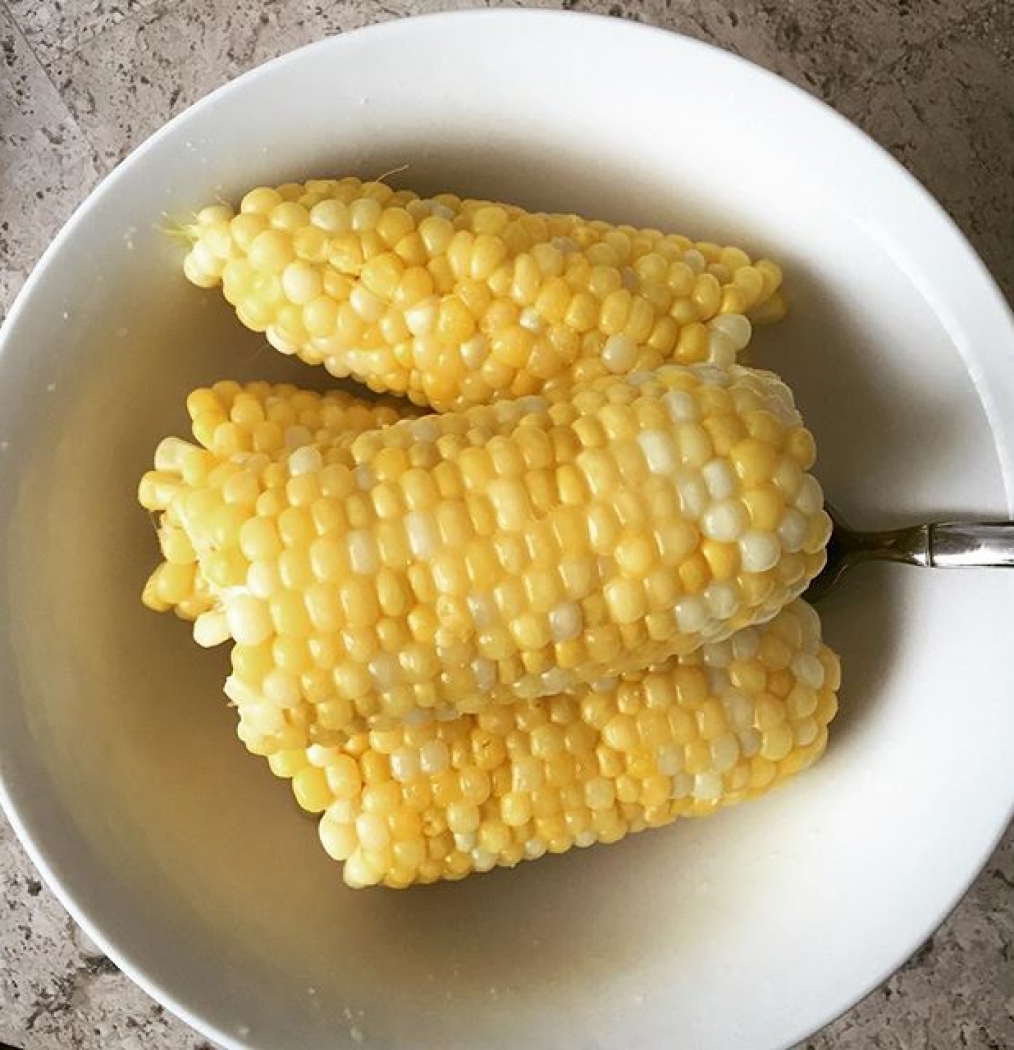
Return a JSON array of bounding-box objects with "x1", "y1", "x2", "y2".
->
[{"x1": 701, "y1": 500, "x2": 748, "y2": 542}]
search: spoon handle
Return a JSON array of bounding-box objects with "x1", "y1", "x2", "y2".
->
[{"x1": 927, "y1": 521, "x2": 1014, "y2": 568}]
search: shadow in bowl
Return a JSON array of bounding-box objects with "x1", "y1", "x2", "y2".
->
[{"x1": 752, "y1": 259, "x2": 982, "y2": 746}]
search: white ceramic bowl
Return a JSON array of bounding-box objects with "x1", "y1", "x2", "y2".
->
[{"x1": 2, "y1": 11, "x2": 1014, "y2": 1050}]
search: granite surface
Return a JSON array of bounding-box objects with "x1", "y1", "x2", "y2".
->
[{"x1": 1, "y1": 1, "x2": 1013, "y2": 1048}]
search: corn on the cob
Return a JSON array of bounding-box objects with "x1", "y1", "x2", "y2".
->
[
  {"x1": 181, "y1": 177, "x2": 786, "y2": 410},
  {"x1": 140, "y1": 366, "x2": 830, "y2": 753},
  {"x1": 140, "y1": 382, "x2": 409, "y2": 624},
  {"x1": 267, "y1": 600, "x2": 838, "y2": 887}
]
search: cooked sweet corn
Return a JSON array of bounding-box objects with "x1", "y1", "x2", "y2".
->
[
  {"x1": 141, "y1": 365, "x2": 830, "y2": 754},
  {"x1": 181, "y1": 177, "x2": 787, "y2": 410},
  {"x1": 266, "y1": 600, "x2": 839, "y2": 887},
  {"x1": 140, "y1": 382, "x2": 409, "y2": 624}
]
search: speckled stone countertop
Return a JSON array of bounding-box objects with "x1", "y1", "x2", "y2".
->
[{"x1": 1, "y1": 2, "x2": 1013, "y2": 1048}]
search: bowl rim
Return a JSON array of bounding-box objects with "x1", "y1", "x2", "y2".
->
[{"x1": 2, "y1": 9, "x2": 1014, "y2": 1050}]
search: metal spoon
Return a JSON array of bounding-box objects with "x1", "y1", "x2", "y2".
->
[{"x1": 805, "y1": 504, "x2": 1014, "y2": 601}]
